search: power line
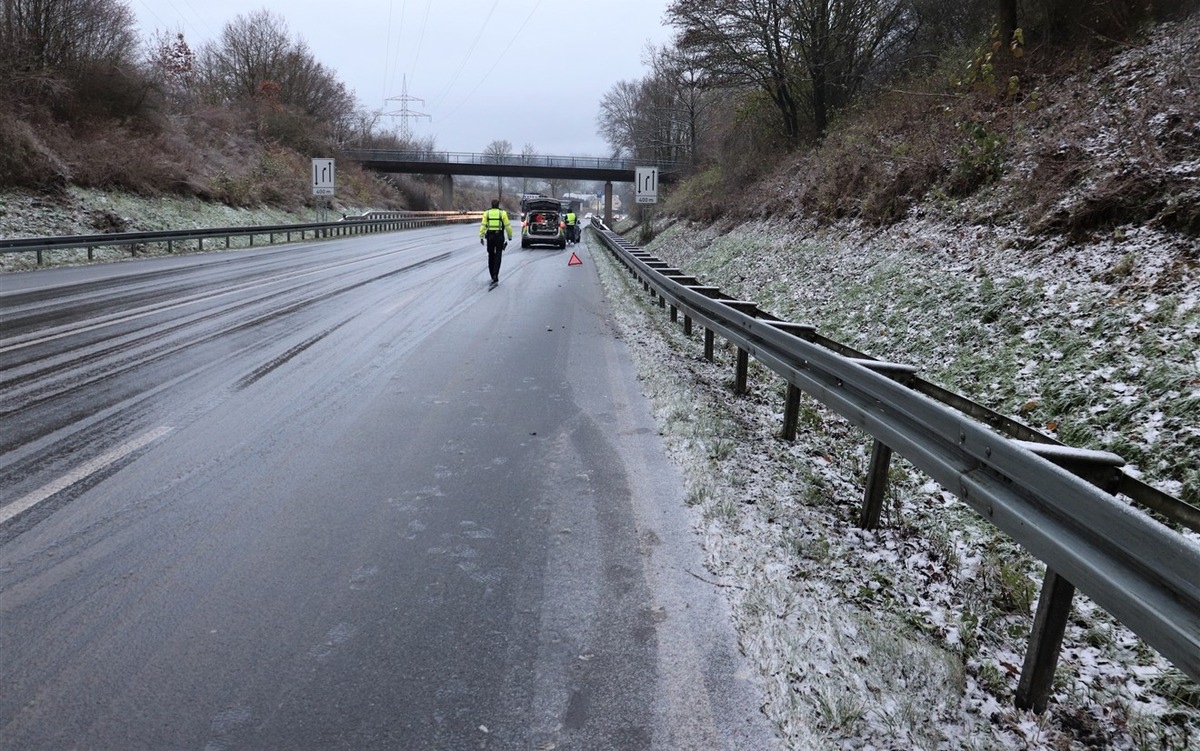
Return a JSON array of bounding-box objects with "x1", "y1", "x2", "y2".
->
[
  {"x1": 408, "y1": 0, "x2": 433, "y2": 88},
  {"x1": 135, "y1": 0, "x2": 221, "y2": 45},
  {"x1": 384, "y1": 0, "x2": 410, "y2": 104},
  {"x1": 441, "y1": 0, "x2": 543, "y2": 121},
  {"x1": 427, "y1": 0, "x2": 501, "y2": 112},
  {"x1": 382, "y1": 0, "x2": 396, "y2": 102}
]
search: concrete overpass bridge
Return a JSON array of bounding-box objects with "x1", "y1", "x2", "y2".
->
[{"x1": 343, "y1": 149, "x2": 678, "y2": 221}]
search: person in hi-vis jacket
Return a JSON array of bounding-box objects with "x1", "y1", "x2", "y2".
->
[
  {"x1": 478, "y1": 199, "x2": 513, "y2": 284},
  {"x1": 564, "y1": 210, "x2": 579, "y2": 244}
]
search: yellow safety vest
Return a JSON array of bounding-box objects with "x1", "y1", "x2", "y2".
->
[{"x1": 479, "y1": 208, "x2": 510, "y2": 237}]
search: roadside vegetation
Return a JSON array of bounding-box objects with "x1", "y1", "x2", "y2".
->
[
  {"x1": 597, "y1": 0, "x2": 1197, "y2": 239},
  {"x1": 0, "y1": 1, "x2": 530, "y2": 215}
]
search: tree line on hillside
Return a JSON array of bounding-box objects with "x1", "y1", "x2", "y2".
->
[
  {"x1": 598, "y1": 0, "x2": 1194, "y2": 180},
  {"x1": 0, "y1": 0, "x2": 437, "y2": 205}
]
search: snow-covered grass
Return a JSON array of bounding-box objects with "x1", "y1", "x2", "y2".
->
[
  {"x1": 656, "y1": 217, "x2": 1200, "y2": 508},
  {"x1": 588, "y1": 212, "x2": 1198, "y2": 749},
  {"x1": 0, "y1": 187, "x2": 355, "y2": 273}
]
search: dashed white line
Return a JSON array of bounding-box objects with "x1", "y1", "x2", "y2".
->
[{"x1": 0, "y1": 426, "x2": 174, "y2": 524}]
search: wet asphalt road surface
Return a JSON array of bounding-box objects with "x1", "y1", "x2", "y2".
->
[{"x1": 0, "y1": 228, "x2": 778, "y2": 750}]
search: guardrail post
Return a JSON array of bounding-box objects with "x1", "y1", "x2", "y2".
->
[
  {"x1": 684, "y1": 315, "x2": 693, "y2": 336},
  {"x1": 1016, "y1": 569, "x2": 1075, "y2": 713},
  {"x1": 704, "y1": 329, "x2": 715, "y2": 361},
  {"x1": 735, "y1": 348, "x2": 749, "y2": 394},
  {"x1": 670, "y1": 304, "x2": 678, "y2": 323},
  {"x1": 859, "y1": 439, "x2": 894, "y2": 529},
  {"x1": 782, "y1": 385, "x2": 802, "y2": 441},
  {"x1": 1010, "y1": 441, "x2": 1125, "y2": 713}
]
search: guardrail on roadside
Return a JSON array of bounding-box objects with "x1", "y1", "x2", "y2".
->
[
  {"x1": 0, "y1": 211, "x2": 481, "y2": 266},
  {"x1": 587, "y1": 217, "x2": 1200, "y2": 714}
]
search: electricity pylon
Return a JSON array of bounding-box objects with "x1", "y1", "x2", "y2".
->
[{"x1": 384, "y1": 75, "x2": 430, "y2": 144}]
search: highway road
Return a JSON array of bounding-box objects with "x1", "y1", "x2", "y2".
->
[{"x1": 0, "y1": 226, "x2": 778, "y2": 749}]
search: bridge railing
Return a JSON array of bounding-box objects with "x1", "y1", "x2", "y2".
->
[{"x1": 343, "y1": 149, "x2": 676, "y2": 173}]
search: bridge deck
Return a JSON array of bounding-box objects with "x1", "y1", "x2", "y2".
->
[{"x1": 345, "y1": 150, "x2": 676, "y2": 183}]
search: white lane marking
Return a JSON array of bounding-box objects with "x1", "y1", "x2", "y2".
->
[{"x1": 0, "y1": 425, "x2": 174, "y2": 524}]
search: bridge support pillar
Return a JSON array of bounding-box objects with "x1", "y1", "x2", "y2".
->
[
  {"x1": 442, "y1": 175, "x2": 454, "y2": 209},
  {"x1": 604, "y1": 182, "x2": 613, "y2": 226}
]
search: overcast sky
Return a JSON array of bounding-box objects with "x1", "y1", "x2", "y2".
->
[{"x1": 129, "y1": 0, "x2": 677, "y2": 157}]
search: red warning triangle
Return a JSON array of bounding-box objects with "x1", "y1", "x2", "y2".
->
[{"x1": 568, "y1": 252, "x2": 583, "y2": 266}]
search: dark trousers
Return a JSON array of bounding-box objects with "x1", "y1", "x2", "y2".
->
[{"x1": 485, "y1": 231, "x2": 505, "y2": 281}]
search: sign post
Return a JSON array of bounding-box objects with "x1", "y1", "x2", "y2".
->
[{"x1": 312, "y1": 158, "x2": 335, "y2": 222}]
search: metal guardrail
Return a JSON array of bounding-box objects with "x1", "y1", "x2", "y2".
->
[
  {"x1": 588, "y1": 218, "x2": 1200, "y2": 713},
  {"x1": 0, "y1": 211, "x2": 481, "y2": 266}
]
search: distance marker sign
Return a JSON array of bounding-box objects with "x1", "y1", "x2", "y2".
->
[
  {"x1": 635, "y1": 166, "x2": 658, "y2": 204},
  {"x1": 312, "y1": 158, "x2": 335, "y2": 196}
]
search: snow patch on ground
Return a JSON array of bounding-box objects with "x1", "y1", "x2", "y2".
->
[
  {"x1": 0, "y1": 187, "x2": 343, "y2": 272},
  {"x1": 588, "y1": 215, "x2": 1199, "y2": 750}
]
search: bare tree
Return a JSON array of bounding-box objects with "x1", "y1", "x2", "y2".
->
[
  {"x1": 597, "y1": 46, "x2": 721, "y2": 166},
  {"x1": 520, "y1": 142, "x2": 538, "y2": 195},
  {"x1": 667, "y1": 0, "x2": 916, "y2": 143},
  {"x1": 275, "y1": 49, "x2": 354, "y2": 124},
  {"x1": 196, "y1": 10, "x2": 289, "y2": 103},
  {"x1": 2, "y1": 0, "x2": 138, "y2": 97},
  {"x1": 194, "y1": 10, "x2": 355, "y2": 143},
  {"x1": 904, "y1": 0, "x2": 993, "y2": 64},
  {"x1": 196, "y1": 10, "x2": 351, "y2": 118},
  {"x1": 146, "y1": 31, "x2": 196, "y2": 108},
  {"x1": 666, "y1": 0, "x2": 806, "y2": 146},
  {"x1": 483, "y1": 138, "x2": 512, "y2": 162},
  {"x1": 646, "y1": 44, "x2": 717, "y2": 163},
  {"x1": 1, "y1": 0, "x2": 159, "y2": 130},
  {"x1": 483, "y1": 138, "x2": 512, "y2": 200},
  {"x1": 786, "y1": 0, "x2": 914, "y2": 133},
  {"x1": 330, "y1": 105, "x2": 382, "y2": 148},
  {"x1": 596, "y1": 79, "x2": 642, "y2": 158}
]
